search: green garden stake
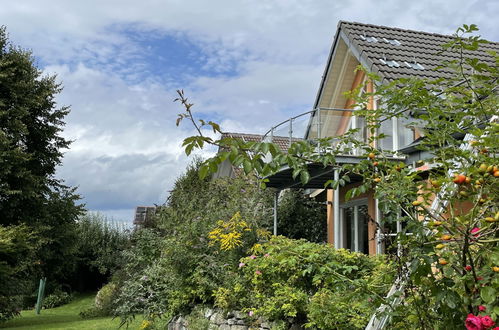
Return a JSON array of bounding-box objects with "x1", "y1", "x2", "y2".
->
[{"x1": 35, "y1": 277, "x2": 47, "y2": 315}]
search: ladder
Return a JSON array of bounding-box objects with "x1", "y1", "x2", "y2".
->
[{"x1": 365, "y1": 115, "x2": 498, "y2": 329}]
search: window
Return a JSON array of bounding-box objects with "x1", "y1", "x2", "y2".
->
[
  {"x1": 377, "y1": 114, "x2": 416, "y2": 152},
  {"x1": 341, "y1": 201, "x2": 369, "y2": 254},
  {"x1": 382, "y1": 38, "x2": 402, "y2": 46},
  {"x1": 379, "y1": 58, "x2": 400, "y2": 67},
  {"x1": 404, "y1": 61, "x2": 425, "y2": 70},
  {"x1": 397, "y1": 116, "x2": 416, "y2": 149},
  {"x1": 378, "y1": 116, "x2": 393, "y2": 151},
  {"x1": 359, "y1": 35, "x2": 378, "y2": 43}
]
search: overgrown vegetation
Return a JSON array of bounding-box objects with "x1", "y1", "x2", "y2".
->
[
  {"x1": 176, "y1": 24, "x2": 499, "y2": 329},
  {"x1": 215, "y1": 237, "x2": 394, "y2": 329},
  {"x1": 112, "y1": 160, "x2": 274, "y2": 324}
]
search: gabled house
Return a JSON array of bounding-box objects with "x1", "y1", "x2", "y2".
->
[{"x1": 263, "y1": 21, "x2": 499, "y2": 255}]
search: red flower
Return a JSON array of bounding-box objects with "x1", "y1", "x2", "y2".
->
[
  {"x1": 465, "y1": 265, "x2": 472, "y2": 272},
  {"x1": 471, "y1": 227, "x2": 480, "y2": 236},
  {"x1": 479, "y1": 305, "x2": 486, "y2": 312},
  {"x1": 466, "y1": 314, "x2": 484, "y2": 330},
  {"x1": 481, "y1": 316, "x2": 495, "y2": 329}
]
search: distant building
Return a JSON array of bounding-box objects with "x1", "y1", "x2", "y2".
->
[{"x1": 133, "y1": 206, "x2": 157, "y2": 228}]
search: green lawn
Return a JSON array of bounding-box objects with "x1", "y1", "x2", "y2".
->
[{"x1": 0, "y1": 294, "x2": 143, "y2": 330}]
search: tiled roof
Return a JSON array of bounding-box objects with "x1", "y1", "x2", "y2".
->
[
  {"x1": 220, "y1": 132, "x2": 302, "y2": 152},
  {"x1": 339, "y1": 21, "x2": 499, "y2": 82}
]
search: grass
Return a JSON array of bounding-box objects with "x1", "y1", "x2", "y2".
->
[{"x1": 0, "y1": 293, "x2": 143, "y2": 330}]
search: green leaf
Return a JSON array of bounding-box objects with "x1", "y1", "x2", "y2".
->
[
  {"x1": 185, "y1": 143, "x2": 194, "y2": 156},
  {"x1": 261, "y1": 143, "x2": 269, "y2": 154},
  {"x1": 243, "y1": 159, "x2": 253, "y2": 174},
  {"x1": 300, "y1": 171, "x2": 310, "y2": 185},
  {"x1": 481, "y1": 287, "x2": 496, "y2": 304},
  {"x1": 292, "y1": 168, "x2": 301, "y2": 180},
  {"x1": 198, "y1": 164, "x2": 210, "y2": 179}
]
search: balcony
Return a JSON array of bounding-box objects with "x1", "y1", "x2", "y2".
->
[
  {"x1": 262, "y1": 107, "x2": 366, "y2": 156},
  {"x1": 261, "y1": 107, "x2": 416, "y2": 156}
]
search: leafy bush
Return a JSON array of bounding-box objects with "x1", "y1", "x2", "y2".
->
[
  {"x1": 277, "y1": 189, "x2": 327, "y2": 243},
  {"x1": 79, "y1": 283, "x2": 118, "y2": 319},
  {"x1": 113, "y1": 160, "x2": 274, "y2": 325},
  {"x1": 214, "y1": 236, "x2": 395, "y2": 329},
  {"x1": 72, "y1": 213, "x2": 131, "y2": 291},
  {"x1": 75, "y1": 213, "x2": 131, "y2": 275},
  {"x1": 42, "y1": 290, "x2": 72, "y2": 309},
  {"x1": 95, "y1": 283, "x2": 117, "y2": 315},
  {"x1": 0, "y1": 225, "x2": 40, "y2": 321}
]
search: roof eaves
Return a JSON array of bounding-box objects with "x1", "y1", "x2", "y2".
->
[{"x1": 312, "y1": 21, "x2": 344, "y2": 109}]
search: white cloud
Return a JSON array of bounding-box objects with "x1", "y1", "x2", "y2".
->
[{"x1": 1, "y1": 0, "x2": 497, "y2": 224}]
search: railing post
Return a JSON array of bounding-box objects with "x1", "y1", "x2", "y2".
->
[
  {"x1": 270, "y1": 128, "x2": 274, "y2": 144},
  {"x1": 317, "y1": 108, "x2": 321, "y2": 139},
  {"x1": 288, "y1": 118, "x2": 293, "y2": 148}
]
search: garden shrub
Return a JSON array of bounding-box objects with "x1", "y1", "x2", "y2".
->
[
  {"x1": 73, "y1": 212, "x2": 131, "y2": 291},
  {"x1": 214, "y1": 236, "x2": 395, "y2": 329},
  {"x1": 277, "y1": 189, "x2": 327, "y2": 243},
  {"x1": 42, "y1": 290, "x2": 72, "y2": 309},
  {"x1": 95, "y1": 283, "x2": 117, "y2": 315},
  {"x1": 0, "y1": 225, "x2": 40, "y2": 321},
  {"x1": 112, "y1": 160, "x2": 274, "y2": 325},
  {"x1": 79, "y1": 283, "x2": 118, "y2": 319}
]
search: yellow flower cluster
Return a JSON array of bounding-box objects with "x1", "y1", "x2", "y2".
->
[
  {"x1": 140, "y1": 320, "x2": 153, "y2": 330},
  {"x1": 208, "y1": 212, "x2": 252, "y2": 251}
]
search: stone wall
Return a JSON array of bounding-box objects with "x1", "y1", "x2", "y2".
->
[{"x1": 167, "y1": 308, "x2": 303, "y2": 330}]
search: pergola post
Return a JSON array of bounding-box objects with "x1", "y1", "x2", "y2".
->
[
  {"x1": 333, "y1": 169, "x2": 340, "y2": 249},
  {"x1": 273, "y1": 190, "x2": 279, "y2": 236}
]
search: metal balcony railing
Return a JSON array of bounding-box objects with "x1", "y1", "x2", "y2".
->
[{"x1": 261, "y1": 107, "x2": 366, "y2": 153}]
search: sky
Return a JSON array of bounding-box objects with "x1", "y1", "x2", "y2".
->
[{"x1": 1, "y1": 0, "x2": 497, "y2": 225}]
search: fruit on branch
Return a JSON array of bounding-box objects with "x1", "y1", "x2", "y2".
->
[
  {"x1": 453, "y1": 174, "x2": 467, "y2": 185},
  {"x1": 484, "y1": 217, "x2": 497, "y2": 223},
  {"x1": 479, "y1": 164, "x2": 488, "y2": 173},
  {"x1": 431, "y1": 180, "x2": 441, "y2": 188},
  {"x1": 441, "y1": 234, "x2": 452, "y2": 241}
]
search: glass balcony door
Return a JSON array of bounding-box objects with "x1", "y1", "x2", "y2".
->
[{"x1": 341, "y1": 201, "x2": 369, "y2": 254}]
